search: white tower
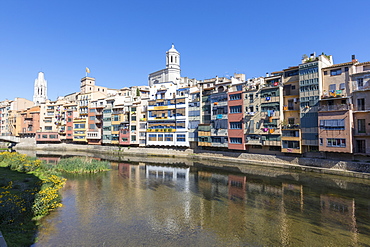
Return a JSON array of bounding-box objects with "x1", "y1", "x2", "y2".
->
[
  {"x1": 166, "y1": 44, "x2": 181, "y2": 84},
  {"x1": 33, "y1": 72, "x2": 48, "y2": 104},
  {"x1": 166, "y1": 44, "x2": 180, "y2": 70}
]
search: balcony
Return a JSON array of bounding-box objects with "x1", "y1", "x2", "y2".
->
[
  {"x1": 260, "y1": 111, "x2": 280, "y2": 118},
  {"x1": 283, "y1": 106, "x2": 299, "y2": 111},
  {"x1": 86, "y1": 131, "x2": 101, "y2": 139},
  {"x1": 281, "y1": 124, "x2": 300, "y2": 129},
  {"x1": 318, "y1": 104, "x2": 352, "y2": 112}
]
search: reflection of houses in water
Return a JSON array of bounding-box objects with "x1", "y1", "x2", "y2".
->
[
  {"x1": 282, "y1": 183, "x2": 303, "y2": 212},
  {"x1": 248, "y1": 182, "x2": 283, "y2": 209},
  {"x1": 197, "y1": 171, "x2": 229, "y2": 200},
  {"x1": 228, "y1": 175, "x2": 246, "y2": 201},
  {"x1": 146, "y1": 165, "x2": 190, "y2": 181},
  {"x1": 117, "y1": 162, "x2": 146, "y2": 179},
  {"x1": 320, "y1": 195, "x2": 357, "y2": 232},
  {"x1": 118, "y1": 163, "x2": 131, "y2": 178}
]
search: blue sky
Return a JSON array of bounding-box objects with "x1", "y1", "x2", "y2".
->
[{"x1": 1, "y1": 0, "x2": 369, "y2": 102}]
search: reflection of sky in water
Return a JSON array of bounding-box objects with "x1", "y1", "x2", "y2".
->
[{"x1": 33, "y1": 161, "x2": 370, "y2": 247}]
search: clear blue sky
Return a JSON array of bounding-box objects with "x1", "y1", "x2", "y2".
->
[{"x1": 1, "y1": 0, "x2": 369, "y2": 102}]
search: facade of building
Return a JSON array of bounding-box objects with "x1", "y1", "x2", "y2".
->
[
  {"x1": 281, "y1": 66, "x2": 301, "y2": 154},
  {"x1": 299, "y1": 53, "x2": 333, "y2": 152},
  {"x1": 318, "y1": 60, "x2": 356, "y2": 153},
  {"x1": 351, "y1": 62, "x2": 370, "y2": 154}
]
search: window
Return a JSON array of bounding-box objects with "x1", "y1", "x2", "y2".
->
[
  {"x1": 330, "y1": 69, "x2": 342, "y2": 76},
  {"x1": 45, "y1": 126, "x2": 52, "y2": 131},
  {"x1": 282, "y1": 140, "x2": 300, "y2": 149},
  {"x1": 131, "y1": 125, "x2": 136, "y2": 131},
  {"x1": 326, "y1": 138, "x2": 346, "y2": 147},
  {"x1": 357, "y1": 98, "x2": 365, "y2": 110},
  {"x1": 319, "y1": 138, "x2": 323, "y2": 146},
  {"x1": 324, "y1": 71, "x2": 328, "y2": 75},
  {"x1": 229, "y1": 93, "x2": 241, "y2": 100},
  {"x1": 292, "y1": 85, "x2": 296, "y2": 90},
  {"x1": 358, "y1": 78, "x2": 364, "y2": 87},
  {"x1": 339, "y1": 83, "x2": 345, "y2": 90},
  {"x1": 344, "y1": 67, "x2": 349, "y2": 72},
  {"x1": 177, "y1": 134, "x2": 186, "y2": 142},
  {"x1": 121, "y1": 137, "x2": 128, "y2": 142},
  {"x1": 89, "y1": 116, "x2": 95, "y2": 120},
  {"x1": 67, "y1": 126, "x2": 72, "y2": 131},
  {"x1": 356, "y1": 140, "x2": 366, "y2": 153},
  {"x1": 230, "y1": 138, "x2": 242, "y2": 144},
  {"x1": 284, "y1": 70, "x2": 298, "y2": 77},
  {"x1": 165, "y1": 134, "x2": 173, "y2": 141},
  {"x1": 158, "y1": 134, "x2": 163, "y2": 141},
  {"x1": 358, "y1": 119, "x2": 366, "y2": 133},
  {"x1": 131, "y1": 135, "x2": 136, "y2": 142},
  {"x1": 319, "y1": 119, "x2": 345, "y2": 130},
  {"x1": 329, "y1": 84, "x2": 336, "y2": 91},
  {"x1": 74, "y1": 124, "x2": 85, "y2": 129},
  {"x1": 230, "y1": 106, "x2": 242, "y2": 113},
  {"x1": 89, "y1": 124, "x2": 96, "y2": 129},
  {"x1": 230, "y1": 122, "x2": 242, "y2": 129},
  {"x1": 149, "y1": 134, "x2": 156, "y2": 141}
]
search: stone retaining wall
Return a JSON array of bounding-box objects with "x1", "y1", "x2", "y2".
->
[{"x1": 15, "y1": 139, "x2": 370, "y2": 179}]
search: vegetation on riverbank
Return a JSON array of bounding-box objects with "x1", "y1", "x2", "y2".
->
[
  {"x1": 49, "y1": 157, "x2": 111, "y2": 173},
  {"x1": 0, "y1": 152, "x2": 66, "y2": 246},
  {"x1": 0, "y1": 152, "x2": 111, "y2": 246}
]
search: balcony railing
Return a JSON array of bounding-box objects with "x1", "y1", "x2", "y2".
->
[
  {"x1": 281, "y1": 124, "x2": 300, "y2": 129},
  {"x1": 318, "y1": 104, "x2": 352, "y2": 112}
]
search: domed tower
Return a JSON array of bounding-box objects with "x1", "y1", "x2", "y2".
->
[
  {"x1": 33, "y1": 72, "x2": 48, "y2": 105},
  {"x1": 166, "y1": 44, "x2": 181, "y2": 84},
  {"x1": 166, "y1": 44, "x2": 180, "y2": 70}
]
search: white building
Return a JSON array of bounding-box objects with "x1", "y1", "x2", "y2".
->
[
  {"x1": 148, "y1": 45, "x2": 181, "y2": 87},
  {"x1": 33, "y1": 72, "x2": 48, "y2": 105}
]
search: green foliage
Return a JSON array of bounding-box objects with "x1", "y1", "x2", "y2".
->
[
  {"x1": 0, "y1": 152, "x2": 66, "y2": 246},
  {"x1": 52, "y1": 157, "x2": 111, "y2": 173},
  {"x1": 0, "y1": 153, "x2": 110, "y2": 246}
]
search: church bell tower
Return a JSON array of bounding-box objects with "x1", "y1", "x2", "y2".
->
[{"x1": 33, "y1": 72, "x2": 48, "y2": 105}]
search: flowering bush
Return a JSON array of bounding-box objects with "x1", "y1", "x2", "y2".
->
[{"x1": 0, "y1": 152, "x2": 65, "y2": 219}]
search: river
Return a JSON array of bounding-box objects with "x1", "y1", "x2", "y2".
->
[{"x1": 21, "y1": 151, "x2": 370, "y2": 246}]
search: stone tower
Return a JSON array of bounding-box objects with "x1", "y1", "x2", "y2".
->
[
  {"x1": 33, "y1": 72, "x2": 48, "y2": 104},
  {"x1": 166, "y1": 44, "x2": 181, "y2": 84}
]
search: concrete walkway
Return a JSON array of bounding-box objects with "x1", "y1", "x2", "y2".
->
[{"x1": 0, "y1": 231, "x2": 7, "y2": 247}]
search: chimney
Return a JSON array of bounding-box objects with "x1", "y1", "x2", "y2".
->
[{"x1": 352, "y1": 55, "x2": 357, "y2": 62}]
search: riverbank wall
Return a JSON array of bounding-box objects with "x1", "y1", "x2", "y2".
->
[{"x1": 15, "y1": 138, "x2": 370, "y2": 179}]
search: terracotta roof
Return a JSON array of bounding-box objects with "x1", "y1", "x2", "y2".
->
[
  {"x1": 283, "y1": 66, "x2": 299, "y2": 71},
  {"x1": 357, "y1": 61, "x2": 370, "y2": 66},
  {"x1": 323, "y1": 61, "x2": 357, "y2": 69}
]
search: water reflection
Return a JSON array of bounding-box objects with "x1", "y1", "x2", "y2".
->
[{"x1": 26, "y1": 152, "x2": 370, "y2": 246}]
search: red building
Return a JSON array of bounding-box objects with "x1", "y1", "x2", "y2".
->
[{"x1": 228, "y1": 84, "x2": 246, "y2": 150}]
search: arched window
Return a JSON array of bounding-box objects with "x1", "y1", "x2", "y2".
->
[
  {"x1": 171, "y1": 56, "x2": 173, "y2": 63},
  {"x1": 175, "y1": 56, "x2": 177, "y2": 63}
]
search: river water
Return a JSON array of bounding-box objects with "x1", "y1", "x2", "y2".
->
[{"x1": 22, "y1": 151, "x2": 370, "y2": 246}]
